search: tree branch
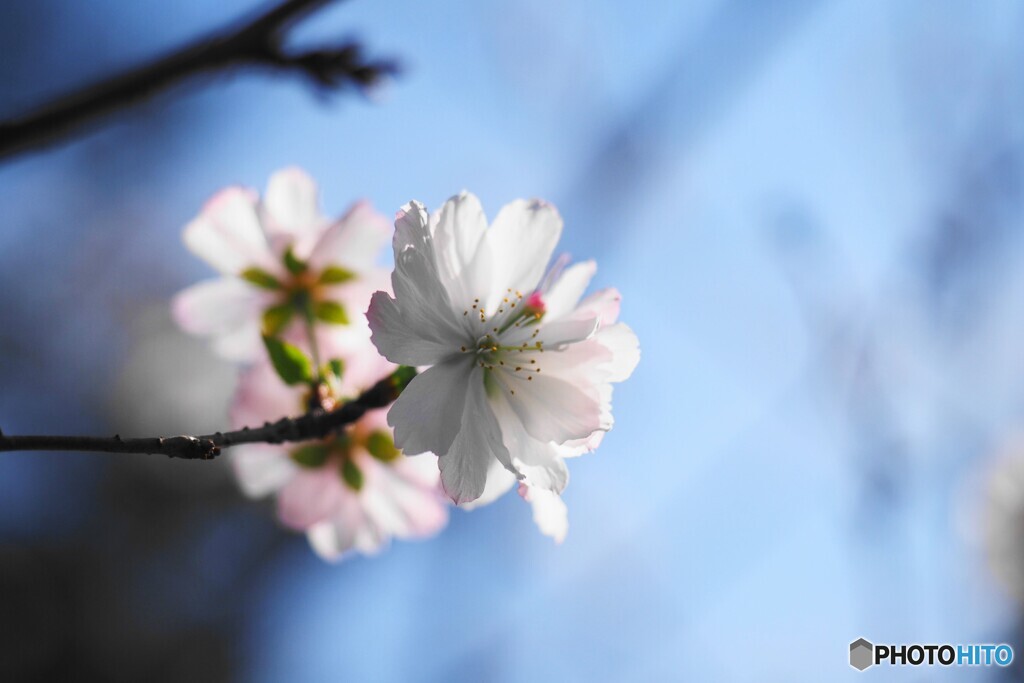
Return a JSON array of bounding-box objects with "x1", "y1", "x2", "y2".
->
[
  {"x1": 0, "y1": 367, "x2": 416, "y2": 460},
  {"x1": 0, "y1": 0, "x2": 397, "y2": 161}
]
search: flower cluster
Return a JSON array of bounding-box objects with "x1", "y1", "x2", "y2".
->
[{"x1": 174, "y1": 171, "x2": 638, "y2": 559}]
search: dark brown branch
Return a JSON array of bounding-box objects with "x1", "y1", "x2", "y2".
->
[
  {"x1": 0, "y1": 0, "x2": 398, "y2": 161},
  {"x1": 0, "y1": 367, "x2": 416, "y2": 460}
]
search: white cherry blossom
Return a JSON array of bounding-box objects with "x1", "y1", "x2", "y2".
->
[
  {"x1": 173, "y1": 167, "x2": 389, "y2": 360},
  {"x1": 367, "y1": 192, "x2": 639, "y2": 507}
]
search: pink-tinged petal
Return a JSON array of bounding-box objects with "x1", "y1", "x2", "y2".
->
[
  {"x1": 277, "y1": 468, "x2": 343, "y2": 530},
  {"x1": 263, "y1": 167, "x2": 322, "y2": 241},
  {"x1": 594, "y1": 323, "x2": 640, "y2": 383},
  {"x1": 520, "y1": 484, "x2": 568, "y2": 543},
  {"x1": 308, "y1": 200, "x2": 391, "y2": 272},
  {"x1": 182, "y1": 187, "x2": 278, "y2": 275},
  {"x1": 543, "y1": 260, "x2": 597, "y2": 320},
  {"x1": 387, "y1": 356, "x2": 474, "y2": 456},
  {"x1": 358, "y1": 452, "x2": 449, "y2": 539},
  {"x1": 171, "y1": 278, "x2": 269, "y2": 338},
  {"x1": 571, "y1": 287, "x2": 622, "y2": 326},
  {"x1": 458, "y1": 459, "x2": 518, "y2": 510},
  {"x1": 490, "y1": 388, "x2": 568, "y2": 493},
  {"x1": 481, "y1": 199, "x2": 563, "y2": 309},
  {"x1": 230, "y1": 362, "x2": 303, "y2": 429},
  {"x1": 231, "y1": 444, "x2": 296, "y2": 497},
  {"x1": 438, "y1": 365, "x2": 510, "y2": 504},
  {"x1": 431, "y1": 191, "x2": 492, "y2": 310},
  {"x1": 501, "y1": 370, "x2": 603, "y2": 444},
  {"x1": 210, "y1": 318, "x2": 265, "y2": 361},
  {"x1": 307, "y1": 494, "x2": 366, "y2": 561}
]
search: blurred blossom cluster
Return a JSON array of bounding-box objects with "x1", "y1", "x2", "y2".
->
[{"x1": 173, "y1": 169, "x2": 638, "y2": 559}]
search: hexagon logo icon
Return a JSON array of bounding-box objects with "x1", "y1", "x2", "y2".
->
[{"x1": 850, "y1": 638, "x2": 874, "y2": 671}]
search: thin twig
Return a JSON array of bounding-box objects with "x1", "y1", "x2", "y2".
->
[
  {"x1": 0, "y1": 368, "x2": 416, "y2": 460},
  {"x1": 0, "y1": 0, "x2": 397, "y2": 161}
]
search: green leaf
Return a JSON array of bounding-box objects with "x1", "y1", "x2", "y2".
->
[
  {"x1": 262, "y1": 335, "x2": 313, "y2": 385},
  {"x1": 314, "y1": 300, "x2": 349, "y2": 325},
  {"x1": 340, "y1": 459, "x2": 364, "y2": 491},
  {"x1": 290, "y1": 444, "x2": 330, "y2": 468},
  {"x1": 391, "y1": 366, "x2": 418, "y2": 394},
  {"x1": 318, "y1": 265, "x2": 357, "y2": 285},
  {"x1": 283, "y1": 246, "x2": 307, "y2": 276},
  {"x1": 365, "y1": 430, "x2": 400, "y2": 462},
  {"x1": 324, "y1": 358, "x2": 345, "y2": 381},
  {"x1": 262, "y1": 303, "x2": 294, "y2": 336},
  {"x1": 240, "y1": 267, "x2": 282, "y2": 290}
]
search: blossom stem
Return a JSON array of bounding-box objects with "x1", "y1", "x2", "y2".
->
[{"x1": 0, "y1": 368, "x2": 417, "y2": 460}]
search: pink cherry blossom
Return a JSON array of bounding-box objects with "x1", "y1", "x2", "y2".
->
[
  {"x1": 172, "y1": 167, "x2": 390, "y2": 360},
  {"x1": 229, "y1": 332, "x2": 449, "y2": 560},
  {"x1": 367, "y1": 191, "x2": 640, "y2": 512}
]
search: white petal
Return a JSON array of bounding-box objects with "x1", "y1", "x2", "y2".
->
[
  {"x1": 182, "y1": 187, "x2": 278, "y2": 275},
  {"x1": 438, "y1": 365, "x2": 510, "y2": 504},
  {"x1": 458, "y1": 459, "x2": 517, "y2": 510},
  {"x1": 481, "y1": 199, "x2": 563, "y2": 309},
  {"x1": 171, "y1": 277, "x2": 268, "y2": 337},
  {"x1": 490, "y1": 387, "x2": 568, "y2": 493},
  {"x1": 367, "y1": 291, "x2": 461, "y2": 366},
  {"x1": 231, "y1": 444, "x2": 296, "y2": 498},
  {"x1": 387, "y1": 356, "x2": 474, "y2": 456},
  {"x1": 595, "y1": 323, "x2": 640, "y2": 383},
  {"x1": 276, "y1": 468, "x2": 343, "y2": 530},
  {"x1": 505, "y1": 316, "x2": 598, "y2": 349},
  {"x1": 543, "y1": 260, "x2": 596, "y2": 320},
  {"x1": 263, "y1": 167, "x2": 322, "y2": 241},
  {"x1": 501, "y1": 370, "x2": 603, "y2": 444},
  {"x1": 571, "y1": 287, "x2": 621, "y2": 325},
  {"x1": 307, "y1": 494, "x2": 365, "y2": 561},
  {"x1": 521, "y1": 484, "x2": 568, "y2": 543},
  {"x1": 358, "y1": 452, "x2": 448, "y2": 539},
  {"x1": 431, "y1": 191, "x2": 492, "y2": 310},
  {"x1": 210, "y1": 317, "x2": 266, "y2": 361},
  {"x1": 230, "y1": 362, "x2": 303, "y2": 429},
  {"x1": 307, "y1": 200, "x2": 390, "y2": 272}
]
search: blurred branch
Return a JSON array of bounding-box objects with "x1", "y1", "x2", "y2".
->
[
  {"x1": 0, "y1": 0, "x2": 397, "y2": 161},
  {"x1": 0, "y1": 368, "x2": 415, "y2": 460}
]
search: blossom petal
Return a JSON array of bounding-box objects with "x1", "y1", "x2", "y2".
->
[
  {"x1": 438, "y1": 365, "x2": 510, "y2": 504},
  {"x1": 431, "y1": 191, "x2": 491, "y2": 310},
  {"x1": 307, "y1": 494, "x2": 365, "y2": 560},
  {"x1": 171, "y1": 277, "x2": 267, "y2": 336},
  {"x1": 490, "y1": 387, "x2": 568, "y2": 493},
  {"x1": 388, "y1": 356, "x2": 473, "y2": 456},
  {"x1": 595, "y1": 323, "x2": 640, "y2": 383},
  {"x1": 367, "y1": 292, "x2": 462, "y2": 366},
  {"x1": 183, "y1": 187, "x2": 278, "y2": 275},
  {"x1": 231, "y1": 444, "x2": 296, "y2": 498},
  {"x1": 263, "y1": 167, "x2": 321, "y2": 241},
  {"x1": 520, "y1": 484, "x2": 568, "y2": 543},
  {"x1": 571, "y1": 287, "x2": 622, "y2": 326},
  {"x1": 277, "y1": 469, "x2": 343, "y2": 530},
  {"x1": 501, "y1": 371, "x2": 603, "y2": 444},
  {"x1": 458, "y1": 459, "x2": 518, "y2": 510},
  {"x1": 359, "y1": 452, "x2": 449, "y2": 538},
  {"x1": 230, "y1": 362, "x2": 303, "y2": 429},
  {"x1": 544, "y1": 260, "x2": 597, "y2": 320},
  {"x1": 308, "y1": 200, "x2": 391, "y2": 272},
  {"x1": 482, "y1": 199, "x2": 563, "y2": 309}
]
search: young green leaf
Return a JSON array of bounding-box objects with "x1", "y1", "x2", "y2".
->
[
  {"x1": 283, "y1": 246, "x2": 307, "y2": 275},
  {"x1": 365, "y1": 430, "x2": 400, "y2": 462},
  {"x1": 324, "y1": 358, "x2": 345, "y2": 381},
  {"x1": 262, "y1": 335, "x2": 313, "y2": 385},
  {"x1": 240, "y1": 267, "x2": 283, "y2": 290},
  {"x1": 290, "y1": 444, "x2": 330, "y2": 468},
  {"x1": 314, "y1": 301, "x2": 349, "y2": 325},
  {"x1": 262, "y1": 303, "x2": 294, "y2": 336},
  {"x1": 340, "y1": 458, "x2": 364, "y2": 491},
  {"x1": 318, "y1": 265, "x2": 356, "y2": 284}
]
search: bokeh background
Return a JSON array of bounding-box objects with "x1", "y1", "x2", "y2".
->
[{"x1": 3, "y1": 0, "x2": 1024, "y2": 680}]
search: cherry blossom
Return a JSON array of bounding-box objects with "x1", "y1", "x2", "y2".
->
[
  {"x1": 229, "y1": 329, "x2": 449, "y2": 560},
  {"x1": 173, "y1": 167, "x2": 389, "y2": 360},
  {"x1": 367, "y1": 191, "x2": 639, "y2": 507}
]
